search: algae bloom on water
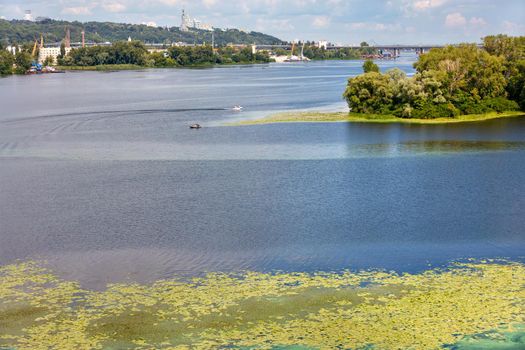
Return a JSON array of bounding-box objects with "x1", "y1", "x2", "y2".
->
[{"x1": 0, "y1": 260, "x2": 524, "y2": 349}]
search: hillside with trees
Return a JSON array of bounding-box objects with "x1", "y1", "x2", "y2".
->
[
  {"x1": 0, "y1": 18, "x2": 283, "y2": 46},
  {"x1": 344, "y1": 35, "x2": 525, "y2": 118}
]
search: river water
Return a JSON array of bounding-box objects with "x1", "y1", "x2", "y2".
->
[{"x1": 1, "y1": 55, "x2": 524, "y2": 288}]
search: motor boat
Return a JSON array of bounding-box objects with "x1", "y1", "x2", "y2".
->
[
  {"x1": 232, "y1": 105, "x2": 243, "y2": 111},
  {"x1": 189, "y1": 124, "x2": 202, "y2": 129}
]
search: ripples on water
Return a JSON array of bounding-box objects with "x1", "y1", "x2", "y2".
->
[{"x1": 0, "y1": 57, "x2": 525, "y2": 287}]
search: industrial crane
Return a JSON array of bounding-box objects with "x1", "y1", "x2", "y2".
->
[{"x1": 30, "y1": 34, "x2": 44, "y2": 73}]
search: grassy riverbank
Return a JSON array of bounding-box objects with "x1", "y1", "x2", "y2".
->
[{"x1": 231, "y1": 110, "x2": 525, "y2": 126}]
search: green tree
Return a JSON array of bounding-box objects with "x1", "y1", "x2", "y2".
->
[
  {"x1": 0, "y1": 50, "x2": 14, "y2": 75},
  {"x1": 43, "y1": 55, "x2": 55, "y2": 66},
  {"x1": 345, "y1": 37, "x2": 523, "y2": 119},
  {"x1": 483, "y1": 35, "x2": 525, "y2": 62},
  {"x1": 483, "y1": 35, "x2": 525, "y2": 109},
  {"x1": 415, "y1": 44, "x2": 506, "y2": 100},
  {"x1": 507, "y1": 59, "x2": 525, "y2": 110},
  {"x1": 363, "y1": 59, "x2": 379, "y2": 73},
  {"x1": 343, "y1": 72, "x2": 393, "y2": 114},
  {"x1": 149, "y1": 51, "x2": 176, "y2": 67},
  {"x1": 274, "y1": 48, "x2": 287, "y2": 56},
  {"x1": 59, "y1": 42, "x2": 66, "y2": 58},
  {"x1": 14, "y1": 51, "x2": 32, "y2": 74}
]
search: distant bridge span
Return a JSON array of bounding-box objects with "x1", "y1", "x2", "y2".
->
[{"x1": 255, "y1": 43, "x2": 482, "y2": 52}]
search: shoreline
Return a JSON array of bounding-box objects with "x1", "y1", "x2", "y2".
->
[
  {"x1": 54, "y1": 62, "x2": 273, "y2": 71},
  {"x1": 229, "y1": 111, "x2": 525, "y2": 126},
  {"x1": 53, "y1": 58, "x2": 369, "y2": 72}
]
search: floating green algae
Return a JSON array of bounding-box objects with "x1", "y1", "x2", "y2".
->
[{"x1": 0, "y1": 260, "x2": 524, "y2": 349}]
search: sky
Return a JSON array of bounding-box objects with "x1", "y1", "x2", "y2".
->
[{"x1": 0, "y1": 0, "x2": 524, "y2": 44}]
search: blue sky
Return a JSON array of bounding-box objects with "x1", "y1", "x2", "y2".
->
[{"x1": 0, "y1": 0, "x2": 524, "y2": 44}]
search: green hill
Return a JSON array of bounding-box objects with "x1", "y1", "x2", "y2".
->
[{"x1": 0, "y1": 19, "x2": 283, "y2": 46}]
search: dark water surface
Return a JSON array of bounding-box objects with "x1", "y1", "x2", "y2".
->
[{"x1": 1, "y1": 57, "x2": 524, "y2": 288}]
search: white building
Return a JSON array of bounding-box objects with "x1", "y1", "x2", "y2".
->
[
  {"x1": 193, "y1": 19, "x2": 213, "y2": 31},
  {"x1": 317, "y1": 40, "x2": 328, "y2": 49},
  {"x1": 181, "y1": 9, "x2": 191, "y2": 32},
  {"x1": 180, "y1": 10, "x2": 213, "y2": 31},
  {"x1": 38, "y1": 47, "x2": 72, "y2": 64},
  {"x1": 24, "y1": 10, "x2": 33, "y2": 21},
  {"x1": 142, "y1": 21, "x2": 157, "y2": 27},
  {"x1": 5, "y1": 45, "x2": 20, "y2": 55}
]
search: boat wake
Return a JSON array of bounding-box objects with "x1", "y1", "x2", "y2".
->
[{"x1": 1, "y1": 108, "x2": 230, "y2": 124}]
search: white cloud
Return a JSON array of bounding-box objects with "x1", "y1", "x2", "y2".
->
[
  {"x1": 312, "y1": 16, "x2": 330, "y2": 28},
  {"x1": 414, "y1": 0, "x2": 447, "y2": 10},
  {"x1": 444, "y1": 13, "x2": 487, "y2": 30},
  {"x1": 348, "y1": 21, "x2": 400, "y2": 32},
  {"x1": 154, "y1": 0, "x2": 183, "y2": 6},
  {"x1": 202, "y1": 0, "x2": 217, "y2": 8},
  {"x1": 255, "y1": 18, "x2": 294, "y2": 32},
  {"x1": 413, "y1": 0, "x2": 448, "y2": 10},
  {"x1": 102, "y1": 2, "x2": 126, "y2": 13},
  {"x1": 349, "y1": 22, "x2": 366, "y2": 29},
  {"x1": 502, "y1": 20, "x2": 525, "y2": 34},
  {"x1": 469, "y1": 17, "x2": 486, "y2": 26},
  {"x1": 61, "y1": 6, "x2": 92, "y2": 15},
  {"x1": 445, "y1": 12, "x2": 466, "y2": 27},
  {"x1": 2, "y1": 0, "x2": 523, "y2": 44}
]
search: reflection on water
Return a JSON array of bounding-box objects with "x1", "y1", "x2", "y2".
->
[
  {"x1": 42, "y1": 243, "x2": 524, "y2": 290},
  {"x1": 358, "y1": 140, "x2": 525, "y2": 156},
  {"x1": 1, "y1": 139, "x2": 524, "y2": 161},
  {"x1": 0, "y1": 59, "x2": 525, "y2": 289}
]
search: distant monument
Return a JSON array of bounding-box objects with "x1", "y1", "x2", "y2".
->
[
  {"x1": 24, "y1": 10, "x2": 33, "y2": 21},
  {"x1": 180, "y1": 9, "x2": 213, "y2": 32},
  {"x1": 181, "y1": 9, "x2": 189, "y2": 32}
]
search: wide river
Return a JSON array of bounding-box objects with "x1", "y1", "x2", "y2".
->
[{"x1": 1, "y1": 56, "x2": 524, "y2": 288}]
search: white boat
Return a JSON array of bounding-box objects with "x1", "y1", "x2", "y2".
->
[{"x1": 232, "y1": 105, "x2": 243, "y2": 111}]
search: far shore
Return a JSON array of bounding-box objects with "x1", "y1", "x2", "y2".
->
[
  {"x1": 54, "y1": 62, "x2": 272, "y2": 71},
  {"x1": 229, "y1": 111, "x2": 525, "y2": 126},
  {"x1": 53, "y1": 58, "x2": 369, "y2": 72},
  {"x1": 55, "y1": 64, "x2": 144, "y2": 71}
]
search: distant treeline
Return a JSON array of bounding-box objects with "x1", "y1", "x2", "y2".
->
[
  {"x1": 273, "y1": 41, "x2": 377, "y2": 60},
  {"x1": 344, "y1": 35, "x2": 525, "y2": 118},
  {"x1": 0, "y1": 40, "x2": 374, "y2": 75},
  {"x1": 58, "y1": 41, "x2": 271, "y2": 67},
  {"x1": 0, "y1": 42, "x2": 33, "y2": 74},
  {"x1": 0, "y1": 18, "x2": 283, "y2": 46}
]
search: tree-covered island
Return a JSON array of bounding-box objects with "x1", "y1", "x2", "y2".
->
[
  {"x1": 344, "y1": 35, "x2": 524, "y2": 119},
  {"x1": 236, "y1": 35, "x2": 525, "y2": 125}
]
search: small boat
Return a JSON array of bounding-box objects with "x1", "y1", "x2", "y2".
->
[
  {"x1": 232, "y1": 105, "x2": 243, "y2": 111},
  {"x1": 189, "y1": 124, "x2": 202, "y2": 129}
]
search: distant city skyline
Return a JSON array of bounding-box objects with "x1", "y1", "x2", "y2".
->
[{"x1": 0, "y1": 0, "x2": 524, "y2": 44}]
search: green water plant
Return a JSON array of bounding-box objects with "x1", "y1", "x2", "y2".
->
[{"x1": 0, "y1": 260, "x2": 523, "y2": 349}]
